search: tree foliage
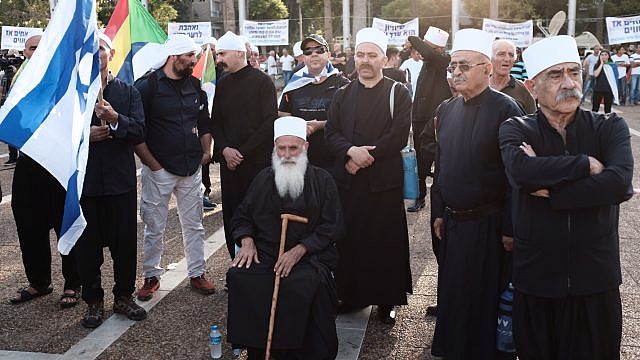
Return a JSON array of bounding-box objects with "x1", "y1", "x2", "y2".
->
[
  {"x1": 0, "y1": 0, "x2": 51, "y2": 28},
  {"x1": 148, "y1": 0, "x2": 178, "y2": 30},
  {"x1": 464, "y1": 0, "x2": 538, "y2": 27},
  {"x1": 247, "y1": 0, "x2": 288, "y2": 20},
  {"x1": 381, "y1": 0, "x2": 451, "y2": 38}
]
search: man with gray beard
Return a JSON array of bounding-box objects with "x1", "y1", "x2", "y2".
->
[
  {"x1": 499, "y1": 35, "x2": 633, "y2": 360},
  {"x1": 226, "y1": 116, "x2": 342, "y2": 359}
]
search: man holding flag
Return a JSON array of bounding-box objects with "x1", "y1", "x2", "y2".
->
[{"x1": 0, "y1": 0, "x2": 101, "y2": 307}]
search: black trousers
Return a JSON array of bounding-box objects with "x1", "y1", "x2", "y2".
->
[
  {"x1": 592, "y1": 91, "x2": 613, "y2": 113},
  {"x1": 513, "y1": 288, "x2": 622, "y2": 360},
  {"x1": 412, "y1": 121, "x2": 432, "y2": 200},
  {"x1": 11, "y1": 156, "x2": 80, "y2": 291},
  {"x1": 74, "y1": 191, "x2": 138, "y2": 302},
  {"x1": 8, "y1": 145, "x2": 18, "y2": 161},
  {"x1": 202, "y1": 162, "x2": 211, "y2": 195}
]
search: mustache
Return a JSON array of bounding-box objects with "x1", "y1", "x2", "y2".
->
[{"x1": 555, "y1": 88, "x2": 582, "y2": 103}]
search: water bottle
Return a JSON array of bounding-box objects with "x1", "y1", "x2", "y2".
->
[
  {"x1": 209, "y1": 325, "x2": 222, "y2": 358},
  {"x1": 496, "y1": 283, "x2": 516, "y2": 353}
]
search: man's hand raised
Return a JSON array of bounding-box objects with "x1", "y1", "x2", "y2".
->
[{"x1": 231, "y1": 237, "x2": 260, "y2": 269}]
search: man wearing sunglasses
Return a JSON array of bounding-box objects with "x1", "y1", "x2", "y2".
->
[
  {"x1": 430, "y1": 29, "x2": 525, "y2": 359},
  {"x1": 278, "y1": 34, "x2": 349, "y2": 172}
]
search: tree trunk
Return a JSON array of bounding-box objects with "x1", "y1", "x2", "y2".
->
[
  {"x1": 324, "y1": 0, "x2": 333, "y2": 42},
  {"x1": 224, "y1": 0, "x2": 236, "y2": 33},
  {"x1": 352, "y1": 0, "x2": 366, "y2": 38}
]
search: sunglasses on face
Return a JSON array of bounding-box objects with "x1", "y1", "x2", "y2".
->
[
  {"x1": 303, "y1": 46, "x2": 326, "y2": 56},
  {"x1": 447, "y1": 62, "x2": 487, "y2": 73}
]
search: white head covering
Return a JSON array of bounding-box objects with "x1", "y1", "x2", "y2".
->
[
  {"x1": 165, "y1": 34, "x2": 199, "y2": 56},
  {"x1": 202, "y1": 36, "x2": 217, "y2": 46},
  {"x1": 451, "y1": 28, "x2": 493, "y2": 60},
  {"x1": 217, "y1": 31, "x2": 246, "y2": 52},
  {"x1": 355, "y1": 27, "x2": 388, "y2": 53},
  {"x1": 293, "y1": 41, "x2": 303, "y2": 57},
  {"x1": 424, "y1": 26, "x2": 449, "y2": 47},
  {"x1": 98, "y1": 31, "x2": 114, "y2": 50},
  {"x1": 250, "y1": 44, "x2": 259, "y2": 54},
  {"x1": 522, "y1": 35, "x2": 581, "y2": 79},
  {"x1": 274, "y1": 116, "x2": 307, "y2": 141}
]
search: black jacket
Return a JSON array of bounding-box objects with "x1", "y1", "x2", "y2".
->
[
  {"x1": 84, "y1": 78, "x2": 145, "y2": 196},
  {"x1": 499, "y1": 109, "x2": 634, "y2": 297}
]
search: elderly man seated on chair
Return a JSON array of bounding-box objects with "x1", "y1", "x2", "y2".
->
[{"x1": 226, "y1": 116, "x2": 343, "y2": 360}]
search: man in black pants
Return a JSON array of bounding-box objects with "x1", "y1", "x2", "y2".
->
[
  {"x1": 73, "y1": 33, "x2": 147, "y2": 328},
  {"x1": 9, "y1": 34, "x2": 82, "y2": 307}
]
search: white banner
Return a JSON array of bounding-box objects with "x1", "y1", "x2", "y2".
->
[
  {"x1": 242, "y1": 20, "x2": 288, "y2": 46},
  {"x1": 167, "y1": 22, "x2": 211, "y2": 45},
  {"x1": 482, "y1": 19, "x2": 533, "y2": 48},
  {"x1": 372, "y1": 17, "x2": 419, "y2": 46},
  {"x1": 1, "y1": 26, "x2": 44, "y2": 50},
  {"x1": 606, "y1": 16, "x2": 640, "y2": 44}
]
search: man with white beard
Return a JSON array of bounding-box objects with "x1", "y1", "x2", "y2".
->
[{"x1": 226, "y1": 116, "x2": 343, "y2": 359}]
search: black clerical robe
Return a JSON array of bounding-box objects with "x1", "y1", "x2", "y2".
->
[
  {"x1": 227, "y1": 165, "x2": 342, "y2": 359},
  {"x1": 431, "y1": 87, "x2": 525, "y2": 359},
  {"x1": 325, "y1": 77, "x2": 413, "y2": 306},
  {"x1": 211, "y1": 65, "x2": 278, "y2": 258}
]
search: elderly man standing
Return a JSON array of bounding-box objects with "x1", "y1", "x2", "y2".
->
[
  {"x1": 74, "y1": 33, "x2": 146, "y2": 328},
  {"x1": 212, "y1": 31, "x2": 277, "y2": 259},
  {"x1": 134, "y1": 34, "x2": 215, "y2": 300},
  {"x1": 499, "y1": 35, "x2": 634, "y2": 360},
  {"x1": 490, "y1": 39, "x2": 537, "y2": 114},
  {"x1": 325, "y1": 28, "x2": 413, "y2": 324},
  {"x1": 227, "y1": 116, "x2": 342, "y2": 359},
  {"x1": 278, "y1": 34, "x2": 349, "y2": 172},
  {"x1": 405, "y1": 27, "x2": 451, "y2": 212},
  {"x1": 430, "y1": 29, "x2": 525, "y2": 359}
]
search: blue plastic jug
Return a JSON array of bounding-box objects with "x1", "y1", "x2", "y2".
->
[{"x1": 402, "y1": 146, "x2": 419, "y2": 200}]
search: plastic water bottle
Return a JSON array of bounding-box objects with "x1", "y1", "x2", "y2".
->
[
  {"x1": 209, "y1": 325, "x2": 222, "y2": 358},
  {"x1": 496, "y1": 283, "x2": 516, "y2": 353}
]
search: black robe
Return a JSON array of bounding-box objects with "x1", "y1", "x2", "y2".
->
[
  {"x1": 211, "y1": 65, "x2": 278, "y2": 258},
  {"x1": 431, "y1": 87, "x2": 525, "y2": 359},
  {"x1": 227, "y1": 165, "x2": 342, "y2": 359},
  {"x1": 325, "y1": 77, "x2": 413, "y2": 306}
]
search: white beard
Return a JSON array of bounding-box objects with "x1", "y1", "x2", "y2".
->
[{"x1": 272, "y1": 149, "x2": 308, "y2": 200}]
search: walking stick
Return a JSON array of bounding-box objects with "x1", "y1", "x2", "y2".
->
[{"x1": 265, "y1": 213, "x2": 309, "y2": 360}]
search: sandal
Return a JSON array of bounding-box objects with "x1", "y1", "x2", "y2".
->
[
  {"x1": 59, "y1": 288, "x2": 81, "y2": 309},
  {"x1": 10, "y1": 286, "x2": 53, "y2": 304}
]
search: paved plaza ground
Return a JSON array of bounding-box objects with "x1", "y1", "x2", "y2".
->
[{"x1": 0, "y1": 103, "x2": 639, "y2": 359}]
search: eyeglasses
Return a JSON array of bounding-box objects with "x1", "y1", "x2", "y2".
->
[
  {"x1": 447, "y1": 62, "x2": 487, "y2": 73},
  {"x1": 303, "y1": 46, "x2": 326, "y2": 56}
]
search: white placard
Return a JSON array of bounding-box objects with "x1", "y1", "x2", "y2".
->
[
  {"x1": 1, "y1": 26, "x2": 44, "y2": 50},
  {"x1": 372, "y1": 17, "x2": 419, "y2": 46},
  {"x1": 167, "y1": 22, "x2": 211, "y2": 45},
  {"x1": 482, "y1": 19, "x2": 533, "y2": 48},
  {"x1": 242, "y1": 20, "x2": 289, "y2": 46},
  {"x1": 606, "y1": 16, "x2": 640, "y2": 44}
]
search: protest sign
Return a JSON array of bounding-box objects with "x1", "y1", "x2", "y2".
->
[
  {"x1": 606, "y1": 15, "x2": 640, "y2": 44},
  {"x1": 372, "y1": 17, "x2": 419, "y2": 46},
  {"x1": 482, "y1": 19, "x2": 533, "y2": 47},
  {"x1": 168, "y1": 22, "x2": 211, "y2": 45},
  {"x1": 1, "y1": 26, "x2": 44, "y2": 50},
  {"x1": 242, "y1": 20, "x2": 288, "y2": 46}
]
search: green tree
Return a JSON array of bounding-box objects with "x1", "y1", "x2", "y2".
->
[
  {"x1": 247, "y1": 0, "x2": 288, "y2": 20},
  {"x1": 381, "y1": 0, "x2": 451, "y2": 39},
  {"x1": 464, "y1": 0, "x2": 538, "y2": 28},
  {"x1": 0, "y1": 0, "x2": 50, "y2": 28},
  {"x1": 148, "y1": 0, "x2": 178, "y2": 30}
]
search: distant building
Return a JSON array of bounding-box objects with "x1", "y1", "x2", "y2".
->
[{"x1": 191, "y1": 0, "x2": 224, "y2": 38}]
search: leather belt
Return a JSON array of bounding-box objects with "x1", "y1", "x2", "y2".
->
[{"x1": 445, "y1": 200, "x2": 504, "y2": 221}]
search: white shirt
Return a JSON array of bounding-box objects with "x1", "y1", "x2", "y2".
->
[
  {"x1": 611, "y1": 54, "x2": 630, "y2": 79},
  {"x1": 267, "y1": 55, "x2": 278, "y2": 75},
  {"x1": 631, "y1": 53, "x2": 640, "y2": 76},
  {"x1": 280, "y1": 54, "x2": 294, "y2": 71},
  {"x1": 400, "y1": 58, "x2": 423, "y2": 100},
  {"x1": 585, "y1": 53, "x2": 599, "y2": 75}
]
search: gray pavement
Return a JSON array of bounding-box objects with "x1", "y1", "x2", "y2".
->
[{"x1": 0, "y1": 103, "x2": 639, "y2": 359}]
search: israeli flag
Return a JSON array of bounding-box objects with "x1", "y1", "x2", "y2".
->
[
  {"x1": 0, "y1": 0, "x2": 101, "y2": 255},
  {"x1": 278, "y1": 62, "x2": 340, "y2": 103}
]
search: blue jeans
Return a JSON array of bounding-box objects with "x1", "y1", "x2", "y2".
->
[
  {"x1": 617, "y1": 77, "x2": 627, "y2": 105},
  {"x1": 581, "y1": 76, "x2": 594, "y2": 103},
  {"x1": 630, "y1": 74, "x2": 640, "y2": 104},
  {"x1": 282, "y1": 70, "x2": 292, "y2": 84}
]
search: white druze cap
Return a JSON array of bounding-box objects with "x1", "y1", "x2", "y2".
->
[
  {"x1": 274, "y1": 116, "x2": 307, "y2": 141},
  {"x1": 216, "y1": 31, "x2": 246, "y2": 52},
  {"x1": 424, "y1": 26, "x2": 449, "y2": 47},
  {"x1": 522, "y1": 35, "x2": 581, "y2": 79},
  {"x1": 98, "y1": 31, "x2": 114, "y2": 50},
  {"x1": 355, "y1": 27, "x2": 388, "y2": 53},
  {"x1": 451, "y1": 28, "x2": 494, "y2": 60},
  {"x1": 293, "y1": 41, "x2": 303, "y2": 56},
  {"x1": 165, "y1": 34, "x2": 199, "y2": 56},
  {"x1": 202, "y1": 36, "x2": 217, "y2": 46}
]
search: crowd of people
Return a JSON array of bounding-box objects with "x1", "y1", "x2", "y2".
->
[{"x1": 1, "y1": 23, "x2": 635, "y2": 360}]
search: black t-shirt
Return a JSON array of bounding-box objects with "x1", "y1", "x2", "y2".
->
[
  {"x1": 593, "y1": 66, "x2": 612, "y2": 93},
  {"x1": 383, "y1": 68, "x2": 407, "y2": 83},
  {"x1": 279, "y1": 75, "x2": 350, "y2": 169}
]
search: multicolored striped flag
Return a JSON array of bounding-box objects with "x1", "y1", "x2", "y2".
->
[
  {"x1": 104, "y1": 0, "x2": 167, "y2": 84},
  {"x1": 0, "y1": 0, "x2": 101, "y2": 254},
  {"x1": 192, "y1": 44, "x2": 216, "y2": 114}
]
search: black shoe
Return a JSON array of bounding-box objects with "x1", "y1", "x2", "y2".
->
[
  {"x1": 203, "y1": 196, "x2": 217, "y2": 211},
  {"x1": 426, "y1": 304, "x2": 438, "y2": 316},
  {"x1": 81, "y1": 301, "x2": 105, "y2": 328},
  {"x1": 113, "y1": 296, "x2": 147, "y2": 321},
  {"x1": 407, "y1": 199, "x2": 426, "y2": 212},
  {"x1": 377, "y1": 305, "x2": 396, "y2": 325}
]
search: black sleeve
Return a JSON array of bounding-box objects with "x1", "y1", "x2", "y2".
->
[
  {"x1": 369, "y1": 83, "x2": 412, "y2": 160},
  {"x1": 325, "y1": 87, "x2": 354, "y2": 163},
  {"x1": 196, "y1": 84, "x2": 211, "y2": 137},
  {"x1": 238, "y1": 76, "x2": 277, "y2": 157},
  {"x1": 300, "y1": 173, "x2": 343, "y2": 254},
  {"x1": 211, "y1": 78, "x2": 229, "y2": 152},
  {"x1": 278, "y1": 90, "x2": 293, "y2": 113},
  {"x1": 430, "y1": 105, "x2": 445, "y2": 219},
  {"x1": 408, "y1": 36, "x2": 450, "y2": 70},
  {"x1": 133, "y1": 77, "x2": 151, "y2": 142},
  {"x1": 231, "y1": 174, "x2": 263, "y2": 244},
  {"x1": 111, "y1": 85, "x2": 145, "y2": 145}
]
